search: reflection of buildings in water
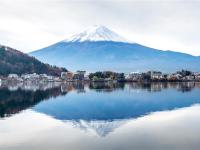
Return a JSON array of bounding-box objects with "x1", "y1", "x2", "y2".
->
[
  {"x1": 177, "y1": 82, "x2": 196, "y2": 92},
  {"x1": 1, "y1": 81, "x2": 62, "y2": 91},
  {"x1": 61, "y1": 83, "x2": 75, "y2": 93},
  {"x1": 61, "y1": 82, "x2": 124, "y2": 93},
  {"x1": 1, "y1": 81, "x2": 199, "y2": 94},
  {"x1": 149, "y1": 83, "x2": 162, "y2": 92},
  {"x1": 60, "y1": 82, "x2": 199, "y2": 93},
  {"x1": 22, "y1": 82, "x2": 61, "y2": 91},
  {"x1": 89, "y1": 82, "x2": 125, "y2": 92},
  {"x1": 127, "y1": 82, "x2": 163, "y2": 92},
  {"x1": 127, "y1": 82, "x2": 198, "y2": 93},
  {"x1": 61, "y1": 82, "x2": 85, "y2": 93},
  {"x1": 167, "y1": 82, "x2": 196, "y2": 92},
  {"x1": 74, "y1": 83, "x2": 85, "y2": 93}
]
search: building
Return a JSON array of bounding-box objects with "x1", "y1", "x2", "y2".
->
[
  {"x1": 61, "y1": 72, "x2": 74, "y2": 81},
  {"x1": 21, "y1": 73, "x2": 40, "y2": 80},
  {"x1": 125, "y1": 72, "x2": 142, "y2": 81},
  {"x1": 8, "y1": 74, "x2": 23, "y2": 82},
  {"x1": 194, "y1": 72, "x2": 200, "y2": 81},
  {"x1": 73, "y1": 71, "x2": 86, "y2": 81},
  {"x1": 77, "y1": 70, "x2": 86, "y2": 76},
  {"x1": 183, "y1": 75, "x2": 195, "y2": 81},
  {"x1": 148, "y1": 71, "x2": 162, "y2": 80},
  {"x1": 8, "y1": 74, "x2": 19, "y2": 78},
  {"x1": 195, "y1": 75, "x2": 200, "y2": 81},
  {"x1": 167, "y1": 73, "x2": 182, "y2": 81}
]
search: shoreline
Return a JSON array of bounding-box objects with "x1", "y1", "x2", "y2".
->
[{"x1": 2, "y1": 79, "x2": 200, "y2": 84}]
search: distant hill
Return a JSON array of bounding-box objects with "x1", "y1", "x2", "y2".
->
[
  {"x1": 30, "y1": 25, "x2": 200, "y2": 73},
  {"x1": 0, "y1": 45, "x2": 67, "y2": 76}
]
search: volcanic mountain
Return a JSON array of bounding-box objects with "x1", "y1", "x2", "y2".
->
[{"x1": 30, "y1": 25, "x2": 200, "y2": 72}]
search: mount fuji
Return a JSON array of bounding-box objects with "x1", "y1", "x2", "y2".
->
[
  {"x1": 30, "y1": 25, "x2": 200, "y2": 72},
  {"x1": 64, "y1": 25, "x2": 129, "y2": 43}
]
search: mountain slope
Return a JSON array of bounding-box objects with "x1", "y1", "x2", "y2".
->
[
  {"x1": 30, "y1": 25, "x2": 200, "y2": 72},
  {"x1": 0, "y1": 45, "x2": 67, "y2": 76}
]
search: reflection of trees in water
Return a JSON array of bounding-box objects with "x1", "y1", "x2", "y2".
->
[
  {"x1": 162, "y1": 82, "x2": 197, "y2": 93},
  {"x1": 61, "y1": 82, "x2": 125, "y2": 93},
  {"x1": 0, "y1": 82, "x2": 87, "y2": 118},
  {"x1": 128, "y1": 82, "x2": 198, "y2": 93},
  {"x1": 89, "y1": 82, "x2": 125, "y2": 92},
  {"x1": 0, "y1": 86, "x2": 63, "y2": 118},
  {"x1": 128, "y1": 82, "x2": 162, "y2": 92},
  {"x1": 176, "y1": 82, "x2": 196, "y2": 92},
  {"x1": 87, "y1": 81, "x2": 198, "y2": 93}
]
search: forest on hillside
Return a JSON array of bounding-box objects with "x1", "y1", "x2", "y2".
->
[{"x1": 0, "y1": 46, "x2": 67, "y2": 76}]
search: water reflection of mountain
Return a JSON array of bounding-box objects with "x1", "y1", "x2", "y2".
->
[
  {"x1": 0, "y1": 82, "x2": 200, "y2": 120},
  {"x1": 69, "y1": 119, "x2": 128, "y2": 137},
  {"x1": 34, "y1": 82, "x2": 200, "y2": 121}
]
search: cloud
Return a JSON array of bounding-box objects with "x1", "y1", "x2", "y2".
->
[{"x1": 0, "y1": 0, "x2": 199, "y2": 55}]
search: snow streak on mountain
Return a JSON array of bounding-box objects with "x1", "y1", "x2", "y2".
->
[{"x1": 64, "y1": 25, "x2": 130, "y2": 43}]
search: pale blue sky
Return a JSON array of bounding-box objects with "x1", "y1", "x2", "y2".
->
[{"x1": 0, "y1": 0, "x2": 199, "y2": 56}]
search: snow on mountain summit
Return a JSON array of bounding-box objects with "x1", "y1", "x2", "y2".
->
[{"x1": 64, "y1": 25, "x2": 130, "y2": 43}]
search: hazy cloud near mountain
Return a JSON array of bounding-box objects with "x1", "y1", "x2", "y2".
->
[{"x1": 0, "y1": 0, "x2": 199, "y2": 55}]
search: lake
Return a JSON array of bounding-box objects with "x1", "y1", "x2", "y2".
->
[{"x1": 0, "y1": 82, "x2": 200, "y2": 150}]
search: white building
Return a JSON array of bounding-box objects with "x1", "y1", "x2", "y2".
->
[
  {"x1": 167, "y1": 73, "x2": 182, "y2": 80},
  {"x1": 21, "y1": 73, "x2": 40, "y2": 80},
  {"x1": 148, "y1": 71, "x2": 162, "y2": 79},
  {"x1": 125, "y1": 72, "x2": 142, "y2": 81},
  {"x1": 8, "y1": 74, "x2": 19, "y2": 78},
  {"x1": 61, "y1": 72, "x2": 74, "y2": 81}
]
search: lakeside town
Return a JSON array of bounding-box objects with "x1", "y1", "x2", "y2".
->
[{"x1": 1, "y1": 70, "x2": 200, "y2": 83}]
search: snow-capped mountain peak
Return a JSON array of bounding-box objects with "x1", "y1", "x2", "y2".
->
[{"x1": 64, "y1": 25, "x2": 130, "y2": 43}]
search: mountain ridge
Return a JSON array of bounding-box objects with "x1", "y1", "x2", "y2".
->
[
  {"x1": 30, "y1": 41, "x2": 200, "y2": 72},
  {"x1": 0, "y1": 44, "x2": 67, "y2": 76},
  {"x1": 30, "y1": 26, "x2": 200, "y2": 72}
]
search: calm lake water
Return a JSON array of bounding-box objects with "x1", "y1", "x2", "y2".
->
[{"x1": 0, "y1": 82, "x2": 200, "y2": 150}]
